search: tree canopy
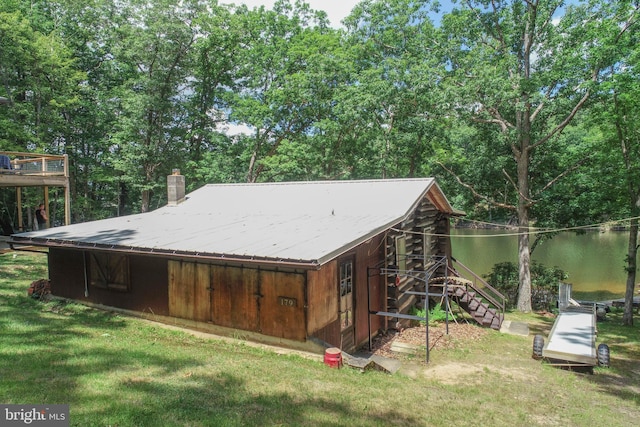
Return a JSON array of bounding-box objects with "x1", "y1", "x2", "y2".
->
[{"x1": 1, "y1": 0, "x2": 639, "y2": 320}]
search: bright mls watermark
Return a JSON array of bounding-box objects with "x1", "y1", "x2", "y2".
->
[{"x1": 1, "y1": 405, "x2": 69, "y2": 426}]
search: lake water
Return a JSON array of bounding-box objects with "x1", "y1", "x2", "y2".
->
[{"x1": 450, "y1": 229, "x2": 634, "y2": 301}]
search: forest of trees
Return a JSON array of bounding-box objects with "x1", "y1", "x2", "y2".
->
[{"x1": 1, "y1": 0, "x2": 639, "y2": 321}]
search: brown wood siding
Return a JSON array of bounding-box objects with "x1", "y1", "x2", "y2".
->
[
  {"x1": 128, "y1": 255, "x2": 169, "y2": 314},
  {"x1": 168, "y1": 261, "x2": 211, "y2": 322},
  {"x1": 259, "y1": 270, "x2": 306, "y2": 341},
  {"x1": 307, "y1": 237, "x2": 385, "y2": 351},
  {"x1": 193, "y1": 263, "x2": 211, "y2": 322},
  {"x1": 354, "y1": 235, "x2": 384, "y2": 348},
  {"x1": 310, "y1": 321, "x2": 341, "y2": 348},
  {"x1": 49, "y1": 248, "x2": 169, "y2": 315},
  {"x1": 211, "y1": 265, "x2": 259, "y2": 331},
  {"x1": 48, "y1": 248, "x2": 86, "y2": 300},
  {"x1": 306, "y1": 260, "x2": 338, "y2": 335},
  {"x1": 169, "y1": 262, "x2": 306, "y2": 341},
  {"x1": 169, "y1": 260, "x2": 194, "y2": 319}
]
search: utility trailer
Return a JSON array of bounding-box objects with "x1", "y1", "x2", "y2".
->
[{"x1": 532, "y1": 284, "x2": 609, "y2": 371}]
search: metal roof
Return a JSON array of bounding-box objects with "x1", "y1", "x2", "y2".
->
[{"x1": 11, "y1": 178, "x2": 457, "y2": 267}]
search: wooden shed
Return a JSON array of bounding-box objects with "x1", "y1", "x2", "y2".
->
[{"x1": 11, "y1": 177, "x2": 464, "y2": 353}]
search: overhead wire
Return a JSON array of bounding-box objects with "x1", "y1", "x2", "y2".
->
[{"x1": 391, "y1": 215, "x2": 640, "y2": 238}]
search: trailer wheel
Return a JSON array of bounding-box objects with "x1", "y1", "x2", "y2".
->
[
  {"x1": 597, "y1": 344, "x2": 610, "y2": 368},
  {"x1": 532, "y1": 334, "x2": 544, "y2": 360}
]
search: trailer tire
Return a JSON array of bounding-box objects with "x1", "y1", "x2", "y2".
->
[
  {"x1": 532, "y1": 334, "x2": 544, "y2": 360},
  {"x1": 597, "y1": 344, "x2": 610, "y2": 368}
]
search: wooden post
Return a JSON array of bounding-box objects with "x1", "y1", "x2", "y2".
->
[
  {"x1": 16, "y1": 187, "x2": 23, "y2": 231},
  {"x1": 64, "y1": 154, "x2": 70, "y2": 225},
  {"x1": 43, "y1": 186, "x2": 49, "y2": 228}
]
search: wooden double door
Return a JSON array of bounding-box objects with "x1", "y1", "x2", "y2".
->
[{"x1": 168, "y1": 261, "x2": 306, "y2": 341}]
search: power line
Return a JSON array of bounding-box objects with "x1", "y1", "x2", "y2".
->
[{"x1": 392, "y1": 216, "x2": 640, "y2": 238}]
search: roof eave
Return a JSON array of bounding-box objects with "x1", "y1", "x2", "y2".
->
[{"x1": 9, "y1": 237, "x2": 321, "y2": 270}]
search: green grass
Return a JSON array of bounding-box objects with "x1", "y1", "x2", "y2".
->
[{"x1": 1, "y1": 252, "x2": 639, "y2": 426}]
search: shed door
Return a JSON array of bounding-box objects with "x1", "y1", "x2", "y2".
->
[
  {"x1": 339, "y1": 258, "x2": 355, "y2": 351},
  {"x1": 211, "y1": 266, "x2": 260, "y2": 331},
  {"x1": 168, "y1": 261, "x2": 211, "y2": 322},
  {"x1": 259, "y1": 270, "x2": 306, "y2": 341}
]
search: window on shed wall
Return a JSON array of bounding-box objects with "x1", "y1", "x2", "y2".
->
[
  {"x1": 339, "y1": 259, "x2": 353, "y2": 330},
  {"x1": 88, "y1": 252, "x2": 130, "y2": 292}
]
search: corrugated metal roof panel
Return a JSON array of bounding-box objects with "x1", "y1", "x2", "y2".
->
[{"x1": 12, "y1": 178, "x2": 456, "y2": 265}]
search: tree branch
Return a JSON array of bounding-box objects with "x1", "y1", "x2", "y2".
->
[
  {"x1": 530, "y1": 69, "x2": 598, "y2": 151},
  {"x1": 437, "y1": 161, "x2": 516, "y2": 211},
  {"x1": 529, "y1": 86, "x2": 553, "y2": 123},
  {"x1": 616, "y1": 4, "x2": 640, "y2": 43},
  {"x1": 473, "y1": 105, "x2": 515, "y2": 133},
  {"x1": 502, "y1": 168, "x2": 534, "y2": 206},
  {"x1": 533, "y1": 155, "x2": 592, "y2": 198}
]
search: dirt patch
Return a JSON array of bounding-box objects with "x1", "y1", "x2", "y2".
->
[
  {"x1": 367, "y1": 321, "x2": 541, "y2": 384},
  {"x1": 369, "y1": 322, "x2": 489, "y2": 359},
  {"x1": 420, "y1": 362, "x2": 486, "y2": 384}
]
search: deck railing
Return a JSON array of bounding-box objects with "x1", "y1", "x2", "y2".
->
[
  {"x1": 0, "y1": 151, "x2": 70, "y2": 229},
  {"x1": 451, "y1": 258, "x2": 507, "y2": 316},
  {"x1": 0, "y1": 151, "x2": 67, "y2": 176}
]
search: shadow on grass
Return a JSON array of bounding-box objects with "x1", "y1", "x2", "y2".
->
[
  {"x1": 80, "y1": 373, "x2": 424, "y2": 426},
  {"x1": 0, "y1": 284, "x2": 423, "y2": 426},
  {"x1": 586, "y1": 311, "x2": 640, "y2": 405},
  {"x1": 0, "y1": 252, "x2": 48, "y2": 281},
  {"x1": 529, "y1": 308, "x2": 640, "y2": 406}
]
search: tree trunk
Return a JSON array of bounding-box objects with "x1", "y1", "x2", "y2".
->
[
  {"x1": 623, "y1": 217, "x2": 638, "y2": 326},
  {"x1": 141, "y1": 189, "x2": 150, "y2": 213},
  {"x1": 516, "y1": 198, "x2": 532, "y2": 312},
  {"x1": 516, "y1": 121, "x2": 533, "y2": 312},
  {"x1": 247, "y1": 136, "x2": 262, "y2": 183}
]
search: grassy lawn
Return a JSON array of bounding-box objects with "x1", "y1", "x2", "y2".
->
[{"x1": 1, "y1": 251, "x2": 638, "y2": 426}]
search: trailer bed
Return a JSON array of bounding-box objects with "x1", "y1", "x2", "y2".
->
[{"x1": 542, "y1": 308, "x2": 596, "y2": 366}]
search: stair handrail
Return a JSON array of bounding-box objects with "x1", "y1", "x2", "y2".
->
[{"x1": 450, "y1": 258, "x2": 506, "y2": 316}]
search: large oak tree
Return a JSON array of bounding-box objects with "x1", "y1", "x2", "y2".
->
[{"x1": 438, "y1": 0, "x2": 627, "y2": 311}]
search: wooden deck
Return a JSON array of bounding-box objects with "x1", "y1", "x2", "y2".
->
[
  {"x1": 0, "y1": 151, "x2": 68, "y2": 187},
  {"x1": 542, "y1": 308, "x2": 597, "y2": 366},
  {"x1": 0, "y1": 151, "x2": 71, "y2": 229}
]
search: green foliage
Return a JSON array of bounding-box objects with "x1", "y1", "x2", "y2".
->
[
  {"x1": 0, "y1": 7, "x2": 84, "y2": 151},
  {"x1": 0, "y1": 0, "x2": 638, "y2": 286},
  {"x1": 410, "y1": 302, "x2": 448, "y2": 325},
  {"x1": 484, "y1": 261, "x2": 568, "y2": 310}
]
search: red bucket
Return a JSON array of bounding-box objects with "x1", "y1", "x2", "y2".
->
[{"x1": 324, "y1": 347, "x2": 343, "y2": 368}]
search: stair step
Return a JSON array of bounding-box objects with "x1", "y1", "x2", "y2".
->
[
  {"x1": 472, "y1": 314, "x2": 486, "y2": 324},
  {"x1": 447, "y1": 281, "x2": 504, "y2": 331},
  {"x1": 490, "y1": 317, "x2": 502, "y2": 330},
  {"x1": 473, "y1": 302, "x2": 488, "y2": 316},
  {"x1": 482, "y1": 311, "x2": 496, "y2": 326},
  {"x1": 491, "y1": 312, "x2": 504, "y2": 329}
]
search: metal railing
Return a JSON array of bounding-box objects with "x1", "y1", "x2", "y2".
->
[{"x1": 450, "y1": 258, "x2": 506, "y2": 316}]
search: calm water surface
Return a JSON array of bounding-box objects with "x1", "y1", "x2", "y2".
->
[{"x1": 450, "y1": 229, "x2": 634, "y2": 300}]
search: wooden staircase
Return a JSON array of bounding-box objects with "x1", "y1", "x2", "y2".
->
[
  {"x1": 429, "y1": 258, "x2": 506, "y2": 331},
  {"x1": 450, "y1": 286, "x2": 504, "y2": 330}
]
